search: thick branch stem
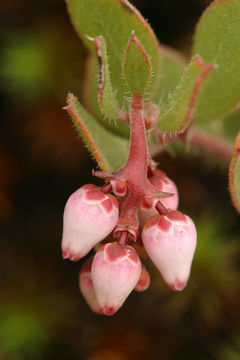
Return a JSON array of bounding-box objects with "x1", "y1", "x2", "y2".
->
[
  {"x1": 115, "y1": 95, "x2": 150, "y2": 239},
  {"x1": 124, "y1": 95, "x2": 149, "y2": 179}
]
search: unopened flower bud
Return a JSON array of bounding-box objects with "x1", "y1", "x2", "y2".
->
[
  {"x1": 139, "y1": 169, "x2": 179, "y2": 224},
  {"x1": 92, "y1": 243, "x2": 141, "y2": 315},
  {"x1": 142, "y1": 210, "x2": 197, "y2": 290},
  {"x1": 134, "y1": 266, "x2": 150, "y2": 292},
  {"x1": 150, "y1": 169, "x2": 179, "y2": 209},
  {"x1": 62, "y1": 184, "x2": 119, "y2": 261},
  {"x1": 79, "y1": 258, "x2": 102, "y2": 314}
]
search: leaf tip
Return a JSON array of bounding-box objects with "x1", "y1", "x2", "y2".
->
[
  {"x1": 193, "y1": 54, "x2": 214, "y2": 72},
  {"x1": 85, "y1": 34, "x2": 95, "y2": 42},
  {"x1": 118, "y1": 0, "x2": 135, "y2": 14},
  {"x1": 123, "y1": 32, "x2": 152, "y2": 95},
  {"x1": 66, "y1": 92, "x2": 74, "y2": 107}
]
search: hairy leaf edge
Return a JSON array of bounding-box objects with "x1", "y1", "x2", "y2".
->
[{"x1": 229, "y1": 132, "x2": 240, "y2": 213}]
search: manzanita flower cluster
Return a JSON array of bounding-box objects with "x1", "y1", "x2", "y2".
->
[{"x1": 62, "y1": 32, "x2": 197, "y2": 315}]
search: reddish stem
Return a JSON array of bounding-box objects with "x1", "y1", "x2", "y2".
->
[
  {"x1": 118, "y1": 231, "x2": 129, "y2": 246},
  {"x1": 123, "y1": 94, "x2": 149, "y2": 179},
  {"x1": 115, "y1": 95, "x2": 150, "y2": 238},
  {"x1": 155, "y1": 201, "x2": 168, "y2": 215},
  {"x1": 95, "y1": 94, "x2": 155, "y2": 240},
  {"x1": 101, "y1": 183, "x2": 113, "y2": 194}
]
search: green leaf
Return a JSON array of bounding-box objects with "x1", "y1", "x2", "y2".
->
[
  {"x1": 122, "y1": 32, "x2": 151, "y2": 95},
  {"x1": 83, "y1": 46, "x2": 186, "y2": 133},
  {"x1": 229, "y1": 132, "x2": 240, "y2": 214},
  {"x1": 67, "y1": 0, "x2": 161, "y2": 103},
  {"x1": 66, "y1": 93, "x2": 128, "y2": 171},
  {"x1": 93, "y1": 36, "x2": 120, "y2": 120},
  {"x1": 153, "y1": 45, "x2": 186, "y2": 103},
  {"x1": 158, "y1": 55, "x2": 213, "y2": 134},
  {"x1": 82, "y1": 55, "x2": 101, "y2": 119},
  {"x1": 222, "y1": 109, "x2": 240, "y2": 141},
  {"x1": 82, "y1": 54, "x2": 130, "y2": 137},
  {"x1": 192, "y1": 0, "x2": 240, "y2": 123}
]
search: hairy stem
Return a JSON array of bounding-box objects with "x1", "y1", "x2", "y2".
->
[
  {"x1": 124, "y1": 95, "x2": 149, "y2": 179},
  {"x1": 115, "y1": 95, "x2": 150, "y2": 239}
]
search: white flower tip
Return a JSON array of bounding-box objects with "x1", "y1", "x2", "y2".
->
[
  {"x1": 61, "y1": 246, "x2": 83, "y2": 261},
  {"x1": 62, "y1": 249, "x2": 70, "y2": 260},
  {"x1": 102, "y1": 305, "x2": 117, "y2": 316},
  {"x1": 169, "y1": 279, "x2": 187, "y2": 291}
]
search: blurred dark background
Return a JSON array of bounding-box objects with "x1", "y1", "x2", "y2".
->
[{"x1": 1, "y1": 0, "x2": 240, "y2": 359}]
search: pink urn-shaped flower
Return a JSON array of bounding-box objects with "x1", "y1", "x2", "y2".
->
[
  {"x1": 79, "y1": 257, "x2": 102, "y2": 314},
  {"x1": 91, "y1": 243, "x2": 141, "y2": 315},
  {"x1": 62, "y1": 184, "x2": 119, "y2": 261},
  {"x1": 139, "y1": 169, "x2": 179, "y2": 224},
  {"x1": 142, "y1": 210, "x2": 197, "y2": 290},
  {"x1": 134, "y1": 266, "x2": 150, "y2": 292}
]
